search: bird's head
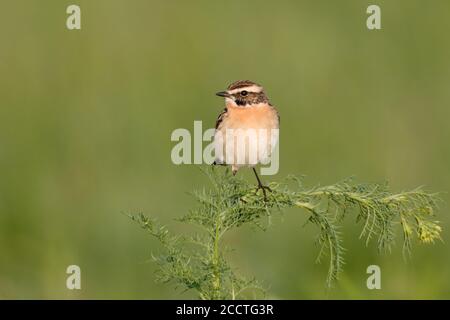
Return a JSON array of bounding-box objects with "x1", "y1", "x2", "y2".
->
[{"x1": 216, "y1": 80, "x2": 269, "y2": 107}]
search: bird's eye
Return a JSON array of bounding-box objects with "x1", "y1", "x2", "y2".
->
[{"x1": 240, "y1": 90, "x2": 248, "y2": 96}]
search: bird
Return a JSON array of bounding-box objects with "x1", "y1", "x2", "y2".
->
[{"x1": 213, "y1": 80, "x2": 280, "y2": 200}]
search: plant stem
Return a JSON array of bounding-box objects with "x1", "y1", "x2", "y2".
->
[{"x1": 211, "y1": 215, "x2": 221, "y2": 299}]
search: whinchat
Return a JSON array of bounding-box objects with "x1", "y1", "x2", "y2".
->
[{"x1": 213, "y1": 80, "x2": 280, "y2": 200}]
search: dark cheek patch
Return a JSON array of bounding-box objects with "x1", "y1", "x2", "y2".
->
[
  {"x1": 235, "y1": 99, "x2": 247, "y2": 106},
  {"x1": 235, "y1": 93, "x2": 266, "y2": 106}
]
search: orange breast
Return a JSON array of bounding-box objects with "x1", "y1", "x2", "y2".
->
[
  {"x1": 225, "y1": 104, "x2": 279, "y2": 130},
  {"x1": 214, "y1": 103, "x2": 279, "y2": 168}
]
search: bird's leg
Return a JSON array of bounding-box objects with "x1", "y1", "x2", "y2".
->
[
  {"x1": 253, "y1": 168, "x2": 272, "y2": 201},
  {"x1": 230, "y1": 166, "x2": 247, "y2": 203}
]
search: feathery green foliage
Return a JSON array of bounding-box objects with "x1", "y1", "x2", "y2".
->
[{"x1": 130, "y1": 167, "x2": 442, "y2": 299}]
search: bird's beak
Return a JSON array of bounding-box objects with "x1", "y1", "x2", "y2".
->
[{"x1": 216, "y1": 91, "x2": 231, "y2": 98}]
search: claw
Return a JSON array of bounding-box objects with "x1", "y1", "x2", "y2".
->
[{"x1": 255, "y1": 184, "x2": 272, "y2": 201}]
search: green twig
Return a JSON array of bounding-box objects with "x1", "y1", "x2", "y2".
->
[{"x1": 129, "y1": 167, "x2": 443, "y2": 298}]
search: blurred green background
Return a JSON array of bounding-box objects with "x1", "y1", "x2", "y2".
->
[{"x1": 0, "y1": 0, "x2": 449, "y2": 299}]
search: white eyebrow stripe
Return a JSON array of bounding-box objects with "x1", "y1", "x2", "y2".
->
[{"x1": 228, "y1": 85, "x2": 263, "y2": 94}]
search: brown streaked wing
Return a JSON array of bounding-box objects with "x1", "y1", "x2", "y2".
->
[{"x1": 215, "y1": 108, "x2": 228, "y2": 129}]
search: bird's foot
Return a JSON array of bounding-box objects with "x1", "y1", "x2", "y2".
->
[{"x1": 255, "y1": 183, "x2": 272, "y2": 201}]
